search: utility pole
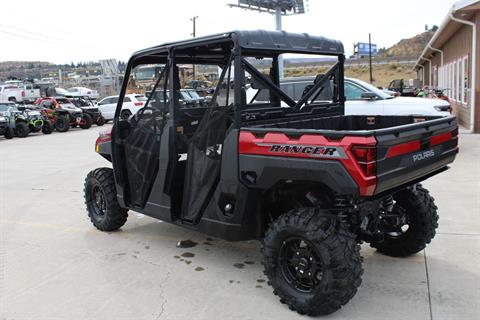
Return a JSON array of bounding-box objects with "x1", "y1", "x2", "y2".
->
[
  {"x1": 275, "y1": 8, "x2": 284, "y2": 78},
  {"x1": 191, "y1": 16, "x2": 198, "y2": 80},
  {"x1": 369, "y1": 33, "x2": 373, "y2": 84}
]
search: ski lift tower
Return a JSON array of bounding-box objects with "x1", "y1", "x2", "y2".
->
[{"x1": 228, "y1": 0, "x2": 307, "y2": 78}]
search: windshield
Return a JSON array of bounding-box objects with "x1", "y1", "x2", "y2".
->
[
  {"x1": 348, "y1": 78, "x2": 391, "y2": 99},
  {"x1": 186, "y1": 90, "x2": 201, "y2": 99},
  {"x1": 0, "y1": 104, "x2": 12, "y2": 111}
]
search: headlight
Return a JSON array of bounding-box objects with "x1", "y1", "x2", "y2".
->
[
  {"x1": 434, "y1": 105, "x2": 452, "y2": 112},
  {"x1": 0, "y1": 116, "x2": 7, "y2": 122}
]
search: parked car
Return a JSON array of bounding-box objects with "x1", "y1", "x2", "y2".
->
[
  {"x1": 84, "y1": 30, "x2": 458, "y2": 316},
  {"x1": 147, "y1": 89, "x2": 206, "y2": 108},
  {"x1": 66, "y1": 87, "x2": 99, "y2": 99},
  {"x1": 247, "y1": 76, "x2": 451, "y2": 116},
  {"x1": 0, "y1": 83, "x2": 41, "y2": 103},
  {"x1": 55, "y1": 87, "x2": 71, "y2": 96},
  {"x1": 96, "y1": 94, "x2": 147, "y2": 121}
]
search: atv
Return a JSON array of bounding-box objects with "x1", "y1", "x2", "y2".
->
[
  {"x1": 20, "y1": 105, "x2": 54, "y2": 135},
  {"x1": 70, "y1": 96, "x2": 105, "y2": 126},
  {"x1": 84, "y1": 31, "x2": 458, "y2": 316},
  {"x1": 34, "y1": 97, "x2": 92, "y2": 132},
  {"x1": 0, "y1": 103, "x2": 15, "y2": 139},
  {"x1": 0, "y1": 102, "x2": 52, "y2": 138}
]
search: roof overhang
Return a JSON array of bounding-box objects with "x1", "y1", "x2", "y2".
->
[{"x1": 414, "y1": 0, "x2": 480, "y2": 69}]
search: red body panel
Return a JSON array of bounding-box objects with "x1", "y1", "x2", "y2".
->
[{"x1": 239, "y1": 131, "x2": 377, "y2": 196}]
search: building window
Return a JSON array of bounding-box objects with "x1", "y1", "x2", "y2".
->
[{"x1": 462, "y1": 56, "x2": 469, "y2": 105}]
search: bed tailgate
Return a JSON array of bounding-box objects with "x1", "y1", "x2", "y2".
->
[{"x1": 374, "y1": 117, "x2": 458, "y2": 195}]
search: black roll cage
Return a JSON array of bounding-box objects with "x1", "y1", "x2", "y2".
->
[{"x1": 114, "y1": 31, "x2": 346, "y2": 128}]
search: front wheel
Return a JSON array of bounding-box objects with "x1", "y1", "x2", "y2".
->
[
  {"x1": 370, "y1": 184, "x2": 438, "y2": 257},
  {"x1": 84, "y1": 168, "x2": 128, "y2": 231},
  {"x1": 262, "y1": 208, "x2": 363, "y2": 316},
  {"x1": 15, "y1": 122, "x2": 30, "y2": 138},
  {"x1": 4, "y1": 127, "x2": 14, "y2": 139}
]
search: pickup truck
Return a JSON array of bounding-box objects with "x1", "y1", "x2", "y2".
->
[
  {"x1": 0, "y1": 83, "x2": 41, "y2": 103},
  {"x1": 83, "y1": 30, "x2": 458, "y2": 316},
  {"x1": 247, "y1": 76, "x2": 451, "y2": 116}
]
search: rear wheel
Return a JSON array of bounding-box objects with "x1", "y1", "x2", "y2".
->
[
  {"x1": 84, "y1": 168, "x2": 128, "y2": 231},
  {"x1": 80, "y1": 113, "x2": 93, "y2": 129},
  {"x1": 96, "y1": 115, "x2": 105, "y2": 126},
  {"x1": 55, "y1": 116, "x2": 70, "y2": 132},
  {"x1": 42, "y1": 120, "x2": 53, "y2": 134},
  {"x1": 370, "y1": 184, "x2": 438, "y2": 257},
  {"x1": 15, "y1": 122, "x2": 29, "y2": 138},
  {"x1": 262, "y1": 208, "x2": 363, "y2": 316},
  {"x1": 120, "y1": 110, "x2": 132, "y2": 120}
]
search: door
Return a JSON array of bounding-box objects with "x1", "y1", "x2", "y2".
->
[
  {"x1": 111, "y1": 63, "x2": 170, "y2": 209},
  {"x1": 344, "y1": 81, "x2": 384, "y2": 115},
  {"x1": 98, "y1": 97, "x2": 117, "y2": 120}
]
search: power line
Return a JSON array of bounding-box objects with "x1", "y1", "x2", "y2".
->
[{"x1": 0, "y1": 23, "x2": 78, "y2": 45}]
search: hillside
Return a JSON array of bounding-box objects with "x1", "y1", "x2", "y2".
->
[{"x1": 378, "y1": 31, "x2": 434, "y2": 58}]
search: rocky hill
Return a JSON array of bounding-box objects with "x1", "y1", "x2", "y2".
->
[{"x1": 378, "y1": 31, "x2": 434, "y2": 58}]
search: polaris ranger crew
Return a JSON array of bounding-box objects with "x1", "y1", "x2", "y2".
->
[{"x1": 84, "y1": 30, "x2": 458, "y2": 316}]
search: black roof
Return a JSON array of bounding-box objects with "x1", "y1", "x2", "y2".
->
[{"x1": 132, "y1": 30, "x2": 344, "y2": 60}]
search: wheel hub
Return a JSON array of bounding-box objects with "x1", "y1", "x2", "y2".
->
[
  {"x1": 279, "y1": 237, "x2": 323, "y2": 292},
  {"x1": 92, "y1": 185, "x2": 106, "y2": 216}
]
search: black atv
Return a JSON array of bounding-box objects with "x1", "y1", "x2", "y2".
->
[
  {"x1": 84, "y1": 31, "x2": 458, "y2": 316},
  {"x1": 70, "y1": 96, "x2": 105, "y2": 126}
]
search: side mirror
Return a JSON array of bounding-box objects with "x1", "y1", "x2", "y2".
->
[{"x1": 361, "y1": 92, "x2": 377, "y2": 101}]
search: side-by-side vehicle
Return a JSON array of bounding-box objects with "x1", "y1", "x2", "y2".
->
[{"x1": 84, "y1": 30, "x2": 458, "y2": 316}]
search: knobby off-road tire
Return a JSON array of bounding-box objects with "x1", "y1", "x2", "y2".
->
[
  {"x1": 370, "y1": 184, "x2": 438, "y2": 257},
  {"x1": 121, "y1": 110, "x2": 132, "y2": 121},
  {"x1": 262, "y1": 208, "x2": 363, "y2": 316},
  {"x1": 80, "y1": 113, "x2": 93, "y2": 129},
  {"x1": 15, "y1": 122, "x2": 29, "y2": 138},
  {"x1": 4, "y1": 127, "x2": 14, "y2": 139},
  {"x1": 96, "y1": 115, "x2": 105, "y2": 126},
  {"x1": 84, "y1": 168, "x2": 128, "y2": 231},
  {"x1": 42, "y1": 120, "x2": 53, "y2": 134},
  {"x1": 55, "y1": 116, "x2": 70, "y2": 132}
]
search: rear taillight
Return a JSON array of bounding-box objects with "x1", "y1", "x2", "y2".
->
[
  {"x1": 134, "y1": 102, "x2": 143, "y2": 106},
  {"x1": 352, "y1": 146, "x2": 376, "y2": 177}
]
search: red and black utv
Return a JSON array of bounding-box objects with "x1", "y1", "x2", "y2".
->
[{"x1": 84, "y1": 30, "x2": 458, "y2": 316}]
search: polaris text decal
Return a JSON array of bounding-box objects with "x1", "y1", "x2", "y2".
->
[
  {"x1": 257, "y1": 143, "x2": 347, "y2": 159},
  {"x1": 412, "y1": 150, "x2": 435, "y2": 162}
]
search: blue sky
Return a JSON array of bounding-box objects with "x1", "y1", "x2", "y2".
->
[{"x1": 0, "y1": 0, "x2": 455, "y2": 63}]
